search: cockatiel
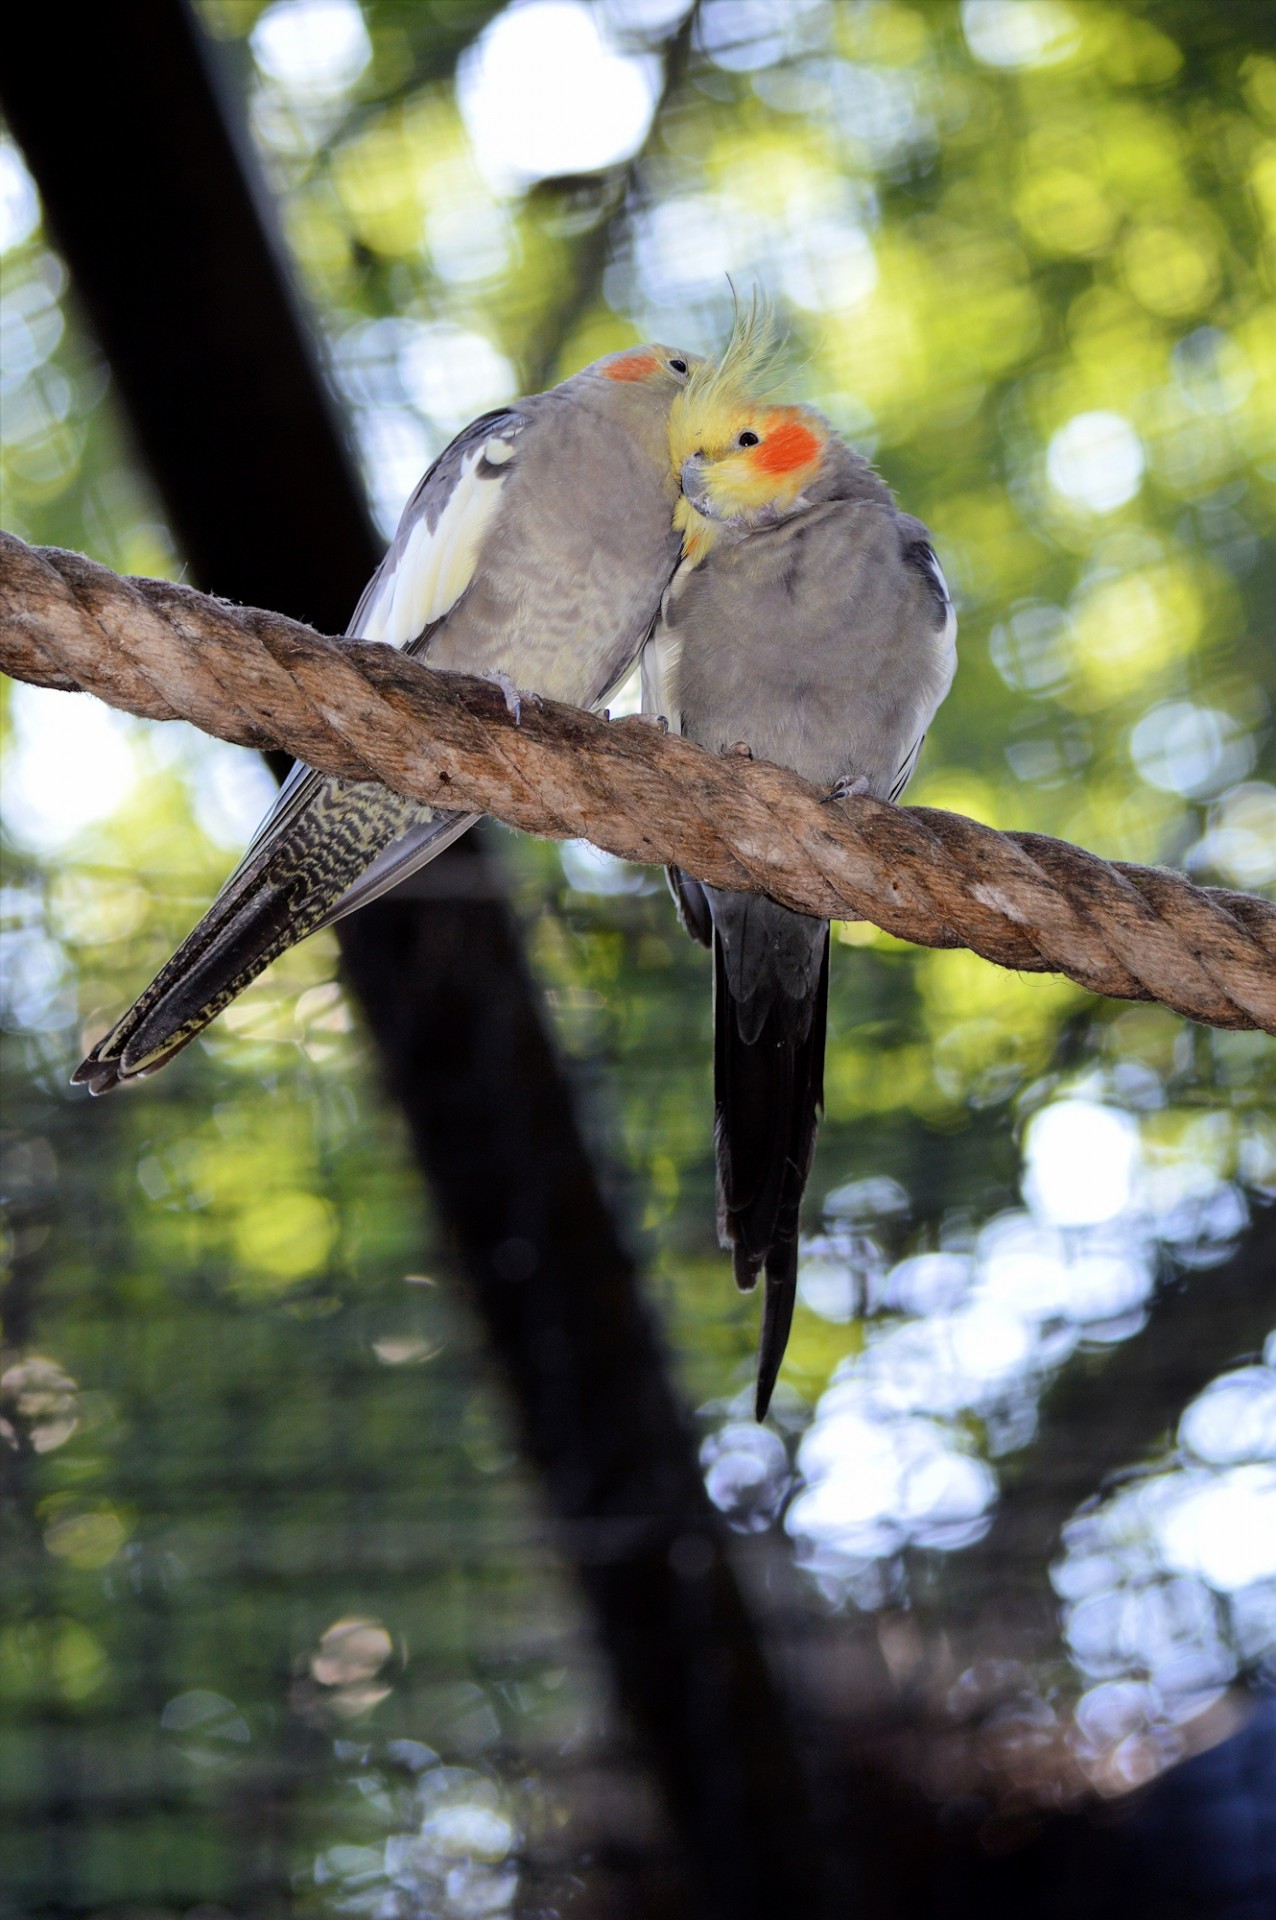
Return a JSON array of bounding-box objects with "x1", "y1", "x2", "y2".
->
[
  {"x1": 75, "y1": 343, "x2": 699, "y2": 1092},
  {"x1": 643, "y1": 309, "x2": 957, "y2": 1418}
]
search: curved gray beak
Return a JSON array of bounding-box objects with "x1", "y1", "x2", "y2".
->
[{"x1": 680, "y1": 452, "x2": 718, "y2": 517}]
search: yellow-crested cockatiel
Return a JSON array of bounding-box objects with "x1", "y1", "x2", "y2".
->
[
  {"x1": 75, "y1": 343, "x2": 699, "y2": 1092},
  {"x1": 643, "y1": 309, "x2": 957, "y2": 1418}
]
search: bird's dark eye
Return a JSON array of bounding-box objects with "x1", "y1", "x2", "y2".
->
[
  {"x1": 738, "y1": 430, "x2": 760, "y2": 448},
  {"x1": 668, "y1": 357, "x2": 688, "y2": 375}
]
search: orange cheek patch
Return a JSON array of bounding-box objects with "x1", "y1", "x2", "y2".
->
[
  {"x1": 604, "y1": 352, "x2": 660, "y2": 382},
  {"x1": 754, "y1": 421, "x2": 821, "y2": 475}
]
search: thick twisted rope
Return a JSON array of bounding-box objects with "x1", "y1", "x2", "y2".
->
[{"x1": 1, "y1": 531, "x2": 1273, "y2": 1034}]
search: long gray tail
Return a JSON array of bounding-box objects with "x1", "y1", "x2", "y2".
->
[
  {"x1": 709, "y1": 891, "x2": 830, "y2": 1420},
  {"x1": 74, "y1": 776, "x2": 475, "y2": 1093}
]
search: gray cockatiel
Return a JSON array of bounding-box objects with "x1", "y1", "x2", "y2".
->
[
  {"x1": 644, "y1": 317, "x2": 957, "y2": 1418},
  {"x1": 75, "y1": 343, "x2": 698, "y2": 1092}
]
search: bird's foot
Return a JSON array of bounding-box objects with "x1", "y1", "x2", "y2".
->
[
  {"x1": 722, "y1": 739, "x2": 753, "y2": 758},
  {"x1": 823, "y1": 773, "x2": 870, "y2": 804},
  {"x1": 488, "y1": 672, "x2": 540, "y2": 726}
]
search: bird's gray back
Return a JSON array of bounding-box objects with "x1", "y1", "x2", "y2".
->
[{"x1": 423, "y1": 383, "x2": 681, "y2": 706}]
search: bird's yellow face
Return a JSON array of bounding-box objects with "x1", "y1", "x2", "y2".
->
[
  {"x1": 666, "y1": 303, "x2": 826, "y2": 561},
  {"x1": 670, "y1": 399, "x2": 827, "y2": 554}
]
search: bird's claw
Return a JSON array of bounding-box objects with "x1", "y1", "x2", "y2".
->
[
  {"x1": 823, "y1": 773, "x2": 870, "y2": 804},
  {"x1": 489, "y1": 672, "x2": 540, "y2": 726}
]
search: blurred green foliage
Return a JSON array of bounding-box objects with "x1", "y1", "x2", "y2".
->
[{"x1": 3, "y1": 0, "x2": 1276, "y2": 1908}]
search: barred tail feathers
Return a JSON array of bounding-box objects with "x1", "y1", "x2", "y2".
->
[{"x1": 74, "y1": 779, "x2": 472, "y2": 1092}]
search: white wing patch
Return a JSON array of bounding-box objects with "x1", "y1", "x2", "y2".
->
[
  {"x1": 240, "y1": 432, "x2": 515, "y2": 858},
  {"x1": 638, "y1": 624, "x2": 682, "y2": 734},
  {"x1": 358, "y1": 441, "x2": 509, "y2": 650},
  {"x1": 924, "y1": 548, "x2": 958, "y2": 655},
  {"x1": 634, "y1": 559, "x2": 697, "y2": 733},
  {"x1": 888, "y1": 549, "x2": 958, "y2": 806},
  {"x1": 926, "y1": 550, "x2": 958, "y2": 721}
]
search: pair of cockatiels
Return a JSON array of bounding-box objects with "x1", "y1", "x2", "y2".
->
[{"x1": 75, "y1": 312, "x2": 956, "y2": 1417}]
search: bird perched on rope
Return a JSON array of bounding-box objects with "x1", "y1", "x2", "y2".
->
[
  {"x1": 643, "y1": 305, "x2": 957, "y2": 1418},
  {"x1": 75, "y1": 342, "x2": 699, "y2": 1092}
]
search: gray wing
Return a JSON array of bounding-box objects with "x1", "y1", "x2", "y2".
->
[
  {"x1": 74, "y1": 410, "x2": 530, "y2": 1089},
  {"x1": 639, "y1": 606, "x2": 715, "y2": 943},
  {"x1": 887, "y1": 527, "x2": 957, "y2": 804},
  {"x1": 239, "y1": 406, "x2": 531, "y2": 926}
]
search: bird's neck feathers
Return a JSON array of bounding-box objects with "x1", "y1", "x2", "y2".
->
[
  {"x1": 673, "y1": 431, "x2": 891, "y2": 568},
  {"x1": 558, "y1": 347, "x2": 696, "y2": 498},
  {"x1": 814, "y1": 438, "x2": 893, "y2": 507},
  {"x1": 675, "y1": 495, "x2": 720, "y2": 565}
]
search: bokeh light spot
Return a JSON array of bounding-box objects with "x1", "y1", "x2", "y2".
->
[
  {"x1": 1157, "y1": 1468, "x2": 1276, "y2": 1593},
  {"x1": 3, "y1": 685, "x2": 140, "y2": 850},
  {"x1": 0, "y1": 139, "x2": 40, "y2": 254},
  {"x1": 962, "y1": 0, "x2": 1082, "y2": 70},
  {"x1": 1180, "y1": 1368, "x2": 1276, "y2": 1467},
  {"x1": 251, "y1": 0, "x2": 372, "y2": 98},
  {"x1": 1047, "y1": 410, "x2": 1144, "y2": 513},
  {"x1": 1130, "y1": 701, "x2": 1255, "y2": 800},
  {"x1": 397, "y1": 322, "x2": 515, "y2": 429},
  {"x1": 231, "y1": 1190, "x2": 336, "y2": 1285},
  {"x1": 459, "y1": 1, "x2": 659, "y2": 190},
  {"x1": 1024, "y1": 1100, "x2": 1140, "y2": 1228},
  {"x1": 1189, "y1": 783, "x2": 1276, "y2": 888},
  {"x1": 44, "y1": 1509, "x2": 127, "y2": 1569}
]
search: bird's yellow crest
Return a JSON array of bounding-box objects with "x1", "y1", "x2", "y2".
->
[{"x1": 669, "y1": 296, "x2": 826, "y2": 561}]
